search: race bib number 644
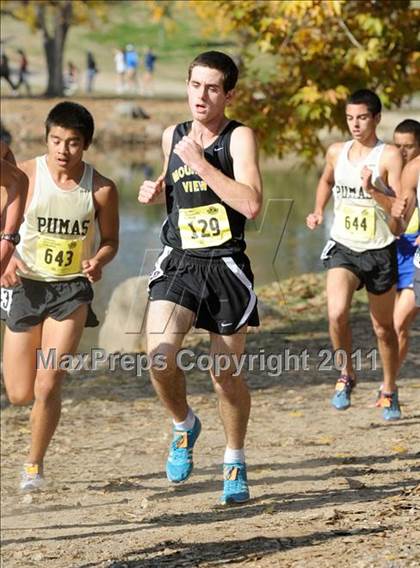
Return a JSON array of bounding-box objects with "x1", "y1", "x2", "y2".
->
[
  {"x1": 341, "y1": 205, "x2": 376, "y2": 241},
  {"x1": 178, "y1": 203, "x2": 232, "y2": 249}
]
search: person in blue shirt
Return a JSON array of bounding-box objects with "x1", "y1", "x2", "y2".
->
[
  {"x1": 125, "y1": 44, "x2": 140, "y2": 93},
  {"x1": 143, "y1": 47, "x2": 157, "y2": 95}
]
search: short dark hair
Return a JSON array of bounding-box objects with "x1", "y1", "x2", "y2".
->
[
  {"x1": 346, "y1": 89, "x2": 382, "y2": 116},
  {"x1": 394, "y1": 119, "x2": 420, "y2": 145},
  {"x1": 188, "y1": 51, "x2": 238, "y2": 93},
  {"x1": 45, "y1": 102, "x2": 94, "y2": 148}
]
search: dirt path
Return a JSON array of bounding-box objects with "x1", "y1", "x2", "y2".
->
[{"x1": 1, "y1": 278, "x2": 420, "y2": 568}]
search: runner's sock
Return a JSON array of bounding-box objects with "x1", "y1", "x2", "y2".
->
[
  {"x1": 173, "y1": 407, "x2": 196, "y2": 431},
  {"x1": 224, "y1": 447, "x2": 245, "y2": 464}
]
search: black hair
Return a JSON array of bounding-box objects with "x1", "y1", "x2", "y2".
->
[
  {"x1": 188, "y1": 51, "x2": 238, "y2": 93},
  {"x1": 394, "y1": 119, "x2": 420, "y2": 145},
  {"x1": 45, "y1": 101, "x2": 94, "y2": 148},
  {"x1": 346, "y1": 89, "x2": 382, "y2": 116}
]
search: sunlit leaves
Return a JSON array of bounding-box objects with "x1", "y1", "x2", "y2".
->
[
  {"x1": 182, "y1": 0, "x2": 420, "y2": 162},
  {"x1": 3, "y1": 0, "x2": 109, "y2": 31}
]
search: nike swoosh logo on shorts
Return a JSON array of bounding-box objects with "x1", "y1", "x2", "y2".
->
[{"x1": 214, "y1": 147, "x2": 224, "y2": 152}]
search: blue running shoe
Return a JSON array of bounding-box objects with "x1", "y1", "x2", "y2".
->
[
  {"x1": 166, "y1": 417, "x2": 201, "y2": 483},
  {"x1": 378, "y1": 390, "x2": 401, "y2": 421},
  {"x1": 331, "y1": 375, "x2": 354, "y2": 410},
  {"x1": 220, "y1": 462, "x2": 250, "y2": 505}
]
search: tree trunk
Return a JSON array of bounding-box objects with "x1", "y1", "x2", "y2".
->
[
  {"x1": 44, "y1": 37, "x2": 61, "y2": 97},
  {"x1": 39, "y1": 2, "x2": 71, "y2": 97}
]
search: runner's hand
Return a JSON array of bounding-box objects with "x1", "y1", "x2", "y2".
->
[
  {"x1": 138, "y1": 174, "x2": 165, "y2": 204},
  {"x1": 361, "y1": 166, "x2": 375, "y2": 194},
  {"x1": 415, "y1": 235, "x2": 420, "y2": 246},
  {"x1": 391, "y1": 196, "x2": 407, "y2": 219},
  {"x1": 306, "y1": 212, "x2": 323, "y2": 230},
  {"x1": 0, "y1": 240, "x2": 15, "y2": 276},
  {"x1": 174, "y1": 123, "x2": 204, "y2": 171},
  {"x1": 82, "y1": 258, "x2": 102, "y2": 283},
  {"x1": 0, "y1": 255, "x2": 28, "y2": 287}
]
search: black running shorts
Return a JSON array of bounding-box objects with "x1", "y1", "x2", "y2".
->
[
  {"x1": 0, "y1": 276, "x2": 99, "y2": 332},
  {"x1": 321, "y1": 239, "x2": 398, "y2": 295},
  {"x1": 148, "y1": 246, "x2": 259, "y2": 335}
]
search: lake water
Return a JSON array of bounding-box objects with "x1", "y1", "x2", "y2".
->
[{"x1": 79, "y1": 149, "x2": 332, "y2": 350}]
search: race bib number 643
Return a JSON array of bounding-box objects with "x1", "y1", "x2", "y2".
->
[
  {"x1": 35, "y1": 235, "x2": 83, "y2": 276},
  {"x1": 178, "y1": 203, "x2": 232, "y2": 249}
]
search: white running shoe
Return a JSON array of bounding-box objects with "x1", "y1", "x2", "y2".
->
[{"x1": 20, "y1": 463, "x2": 45, "y2": 491}]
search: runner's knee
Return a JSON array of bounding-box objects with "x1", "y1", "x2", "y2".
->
[
  {"x1": 328, "y1": 309, "x2": 349, "y2": 328},
  {"x1": 148, "y1": 346, "x2": 178, "y2": 382},
  {"x1": 34, "y1": 372, "x2": 63, "y2": 402},
  {"x1": 211, "y1": 370, "x2": 243, "y2": 396},
  {"x1": 7, "y1": 387, "x2": 34, "y2": 406},
  {"x1": 372, "y1": 321, "x2": 395, "y2": 342},
  {"x1": 395, "y1": 325, "x2": 408, "y2": 341}
]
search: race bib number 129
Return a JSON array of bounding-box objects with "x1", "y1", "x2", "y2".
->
[
  {"x1": 178, "y1": 203, "x2": 232, "y2": 249},
  {"x1": 35, "y1": 235, "x2": 83, "y2": 276}
]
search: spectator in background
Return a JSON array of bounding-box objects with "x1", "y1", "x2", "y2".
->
[
  {"x1": 15, "y1": 49, "x2": 31, "y2": 96},
  {"x1": 86, "y1": 51, "x2": 98, "y2": 93},
  {"x1": 114, "y1": 47, "x2": 126, "y2": 94},
  {"x1": 64, "y1": 61, "x2": 79, "y2": 95},
  {"x1": 125, "y1": 44, "x2": 140, "y2": 94},
  {"x1": 1, "y1": 52, "x2": 16, "y2": 93},
  {"x1": 143, "y1": 47, "x2": 157, "y2": 96}
]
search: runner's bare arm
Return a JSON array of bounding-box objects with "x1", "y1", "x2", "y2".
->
[
  {"x1": 362, "y1": 146, "x2": 403, "y2": 214},
  {"x1": 389, "y1": 157, "x2": 420, "y2": 235},
  {"x1": 138, "y1": 125, "x2": 174, "y2": 205},
  {"x1": 0, "y1": 141, "x2": 17, "y2": 165},
  {"x1": 306, "y1": 143, "x2": 340, "y2": 229},
  {"x1": 174, "y1": 125, "x2": 262, "y2": 219},
  {"x1": 0, "y1": 160, "x2": 35, "y2": 285},
  {"x1": 0, "y1": 159, "x2": 30, "y2": 277},
  {"x1": 385, "y1": 145, "x2": 403, "y2": 197},
  {"x1": 400, "y1": 158, "x2": 419, "y2": 223},
  {"x1": 83, "y1": 173, "x2": 119, "y2": 283},
  {"x1": 0, "y1": 160, "x2": 28, "y2": 229},
  {"x1": 16, "y1": 159, "x2": 36, "y2": 211}
]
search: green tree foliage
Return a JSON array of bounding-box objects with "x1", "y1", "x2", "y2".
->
[
  {"x1": 187, "y1": 0, "x2": 420, "y2": 160},
  {"x1": 1, "y1": 0, "x2": 108, "y2": 96}
]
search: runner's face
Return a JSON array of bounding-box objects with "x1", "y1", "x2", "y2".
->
[
  {"x1": 187, "y1": 66, "x2": 233, "y2": 122},
  {"x1": 345, "y1": 104, "x2": 379, "y2": 142},
  {"x1": 393, "y1": 132, "x2": 420, "y2": 165},
  {"x1": 47, "y1": 126, "x2": 85, "y2": 170}
]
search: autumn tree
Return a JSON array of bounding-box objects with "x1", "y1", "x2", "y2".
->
[
  {"x1": 1, "y1": 0, "x2": 108, "y2": 97},
  {"x1": 181, "y1": 0, "x2": 419, "y2": 160}
]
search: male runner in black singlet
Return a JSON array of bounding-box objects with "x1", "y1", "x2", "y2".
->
[{"x1": 138, "y1": 51, "x2": 262, "y2": 504}]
